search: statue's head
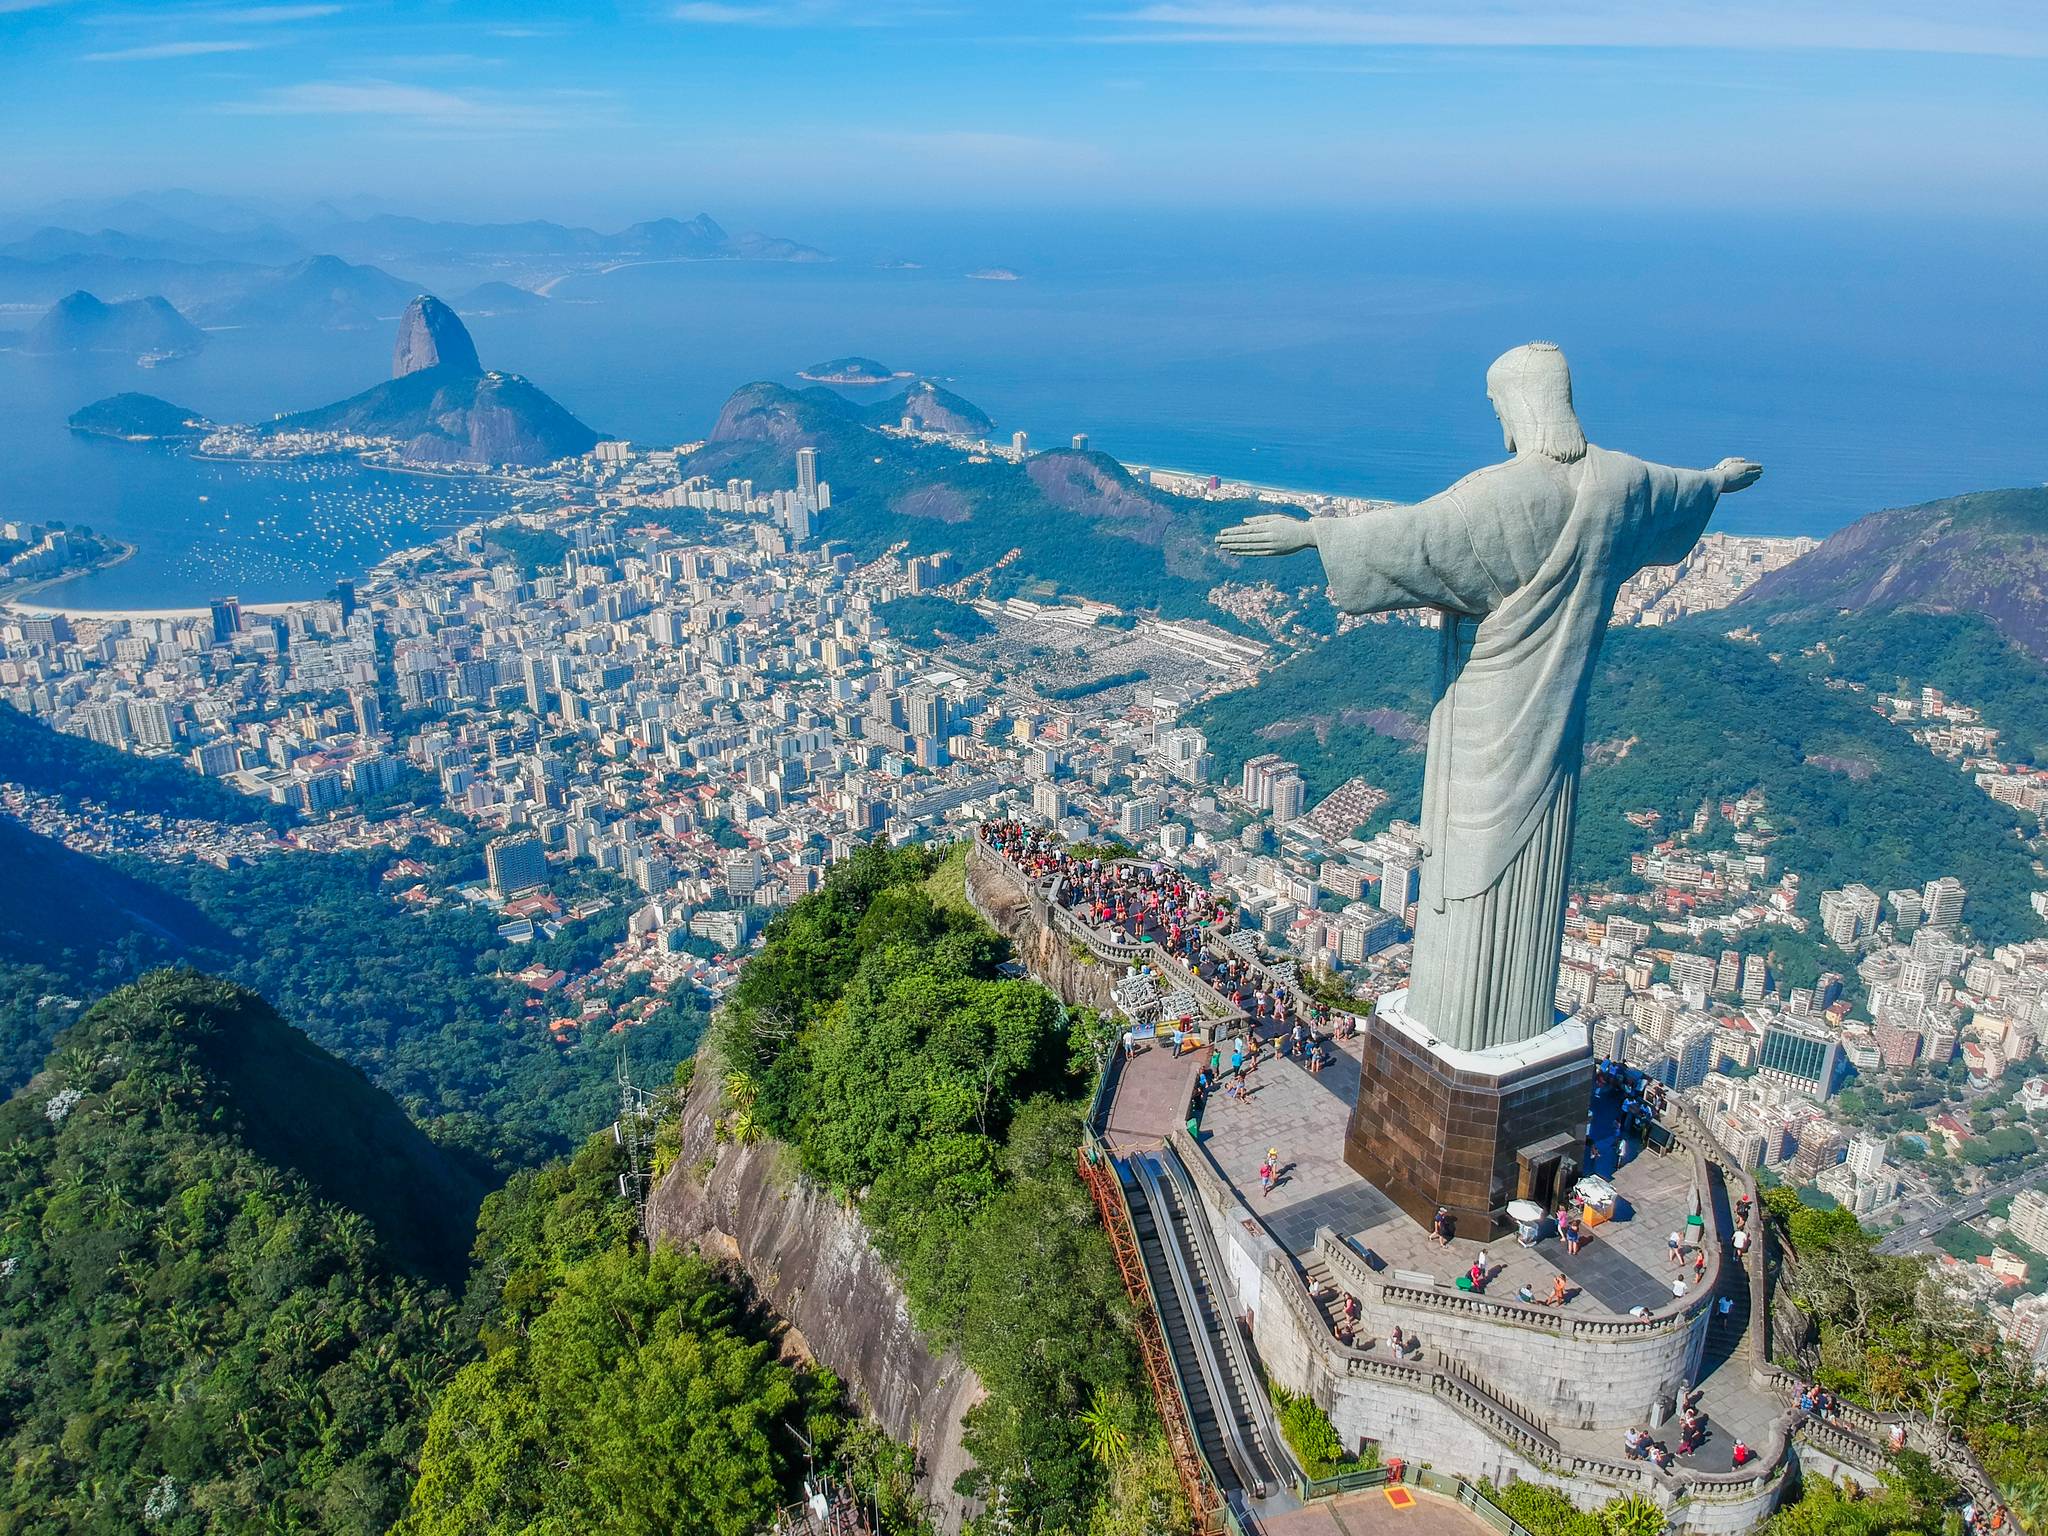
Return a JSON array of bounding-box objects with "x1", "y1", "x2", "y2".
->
[{"x1": 1486, "y1": 342, "x2": 1587, "y2": 463}]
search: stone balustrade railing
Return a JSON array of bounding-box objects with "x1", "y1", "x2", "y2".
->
[{"x1": 1314, "y1": 1226, "x2": 1714, "y2": 1344}]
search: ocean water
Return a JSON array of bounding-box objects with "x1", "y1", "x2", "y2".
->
[{"x1": 2, "y1": 209, "x2": 2042, "y2": 609}]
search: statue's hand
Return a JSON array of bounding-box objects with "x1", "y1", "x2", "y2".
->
[
  {"x1": 1714, "y1": 457, "x2": 1763, "y2": 494},
  {"x1": 1215, "y1": 514, "x2": 1317, "y2": 558}
]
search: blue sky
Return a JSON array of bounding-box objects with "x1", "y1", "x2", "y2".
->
[{"x1": 2, "y1": 1, "x2": 2044, "y2": 223}]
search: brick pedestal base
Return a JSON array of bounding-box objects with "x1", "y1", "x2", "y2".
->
[{"x1": 1343, "y1": 990, "x2": 1593, "y2": 1240}]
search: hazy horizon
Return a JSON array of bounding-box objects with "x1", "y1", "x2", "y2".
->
[{"x1": 3, "y1": 1, "x2": 2045, "y2": 221}]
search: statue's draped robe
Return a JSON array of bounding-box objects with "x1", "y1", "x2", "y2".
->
[{"x1": 1315, "y1": 445, "x2": 1721, "y2": 1053}]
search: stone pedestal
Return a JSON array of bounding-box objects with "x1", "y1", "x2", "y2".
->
[{"x1": 1343, "y1": 989, "x2": 1592, "y2": 1240}]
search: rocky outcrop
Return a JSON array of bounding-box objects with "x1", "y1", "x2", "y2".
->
[
  {"x1": 263, "y1": 299, "x2": 597, "y2": 467},
  {"x1": 391, "y1": 294, "x2": 480, "y2": 378},
  {"x1": 892, "y1": 379, "x2": 992, "y2": 436},
  {"x1": 645, "y1": 1080, "x2": 983, "y2": 1531},
  {"x1": 963, "y1": 847, "x2": 1118, "y2": 1013},
  {"x1": 1026, "y1": 450, "x2": 1172, "y2": 542}
]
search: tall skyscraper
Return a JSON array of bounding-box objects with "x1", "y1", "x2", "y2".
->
[
  {"x1": 1071, "y1": 432, "x2": 1089, "y2": 452},
  {"x1": 486, "y1": 835, "x2": 548, "y2": 897},
  {"x1": 1270, "y1": 771, "x2": 1307, "y2": 827},
  {"x1": 209, "y1": 596, "x2": 242, "y2": 645},
  {"x1": 1011, "y1": 430, "x2": 1029, "y2": 457},
  {"x1": 796, "y1": 446, "x2": 818, "y2": 498}
]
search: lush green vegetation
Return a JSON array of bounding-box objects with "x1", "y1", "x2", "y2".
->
[
  {"x1": 1760, "y1": 1459, "x2": 1960, "y2": 1536},
  {"x1": 877, "y1": 594, "x2": 994, "y2": 648},
  {"x1": 0, "y1": 710, "x2": 704, "y2": 1148},
  {"x1": 1742, "y1": 609, "x2": 2048, "y2": 766},
  {"x1": 710, "y1": 840, "x2": 1178, "y2": 1533},
  {"x1": 402, "y1": 1119, "x2": 851, "y2": 1536},
  {"x1": 1269, "y1": 1383, "x2": 1345, "y2": 1479},
  {"x1": 1185, "y1": 623, "x2": 2042, "y2": 943},
  {"x1": 141, "y1": 838, "x2": 705, "y2": 1162},
  {"x1": 1482, "y1": 1481, "x2": 1676, "y2": 1536},
  {"x1": 481, "y1": 525, "x2": 571, "y2": 579},
  {"x1": 1762, "y1": 1184, "x2": 2048, "y2": 1527},
  {"x1": 0, "y1": 972, "x2": 479, "y2": 1534}
]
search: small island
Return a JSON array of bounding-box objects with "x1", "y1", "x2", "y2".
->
[
  {"x1": 965, "y1": 268, "x2": 1020, "y2": 282},
  {"x1": 67, "y1": 392, "x2": 213, "y2": 442},
  {"x1": 798, "y1": 355, "x2": 911, "y2": 385}
]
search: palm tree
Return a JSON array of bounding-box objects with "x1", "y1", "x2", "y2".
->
[
  {"x1": 1079, "y1": 1385, "x2": 1134, "y2": 1467},
  {"x1": 1603, "y1": 1490, "x2": 1666, "y2": 1536}
]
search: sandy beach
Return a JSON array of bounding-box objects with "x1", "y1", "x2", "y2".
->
[{"x1": 3, "y1": 597, "x2": 303, "y2": 622}]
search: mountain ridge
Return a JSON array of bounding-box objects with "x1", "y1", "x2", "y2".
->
[{"x1": 1735, "y1": 485, "x2": 2048, "y2": 659}]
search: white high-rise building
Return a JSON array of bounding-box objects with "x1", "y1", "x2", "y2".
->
[
  {"x1": 796, "y1": 446, "x2": 818, "y2": 498},
  {"x1": 1921, "y1": 876, "x2": 1966, "y2": 932},
  {"x1": 1380, "y1": 854, "x2": 1418, "y2": 919},
  {"x1": 1270, "y1": 771, "x2": 1307, "y2": 828}
]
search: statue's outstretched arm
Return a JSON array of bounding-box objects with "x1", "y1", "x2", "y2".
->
[
  {"x1": 1215, "y1": 513, "x2": 1317, "y2": 558},
  {"x1": 1219, "y1": 496, "x2": 1497, "y2": 617}
]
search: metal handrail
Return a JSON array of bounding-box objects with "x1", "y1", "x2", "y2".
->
[
  {"x1": 1134, "y1": 1151, "x2": 1276, "y2": 1499},
  {"x1": 1157, "y1": 1140, "x2": 1302, "y2": 1489}
]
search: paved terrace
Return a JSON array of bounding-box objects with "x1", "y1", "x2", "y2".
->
[
  {"x1": 1257, "y1": 1485, "x2": 1493, "y2": 1536},
  {"x1": 1187, "y1": 1030, "x2": 1782, "y2": 1477}
]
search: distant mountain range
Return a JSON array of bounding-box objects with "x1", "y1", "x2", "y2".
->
[
  {"x1": 0, "y1": 197, "x2": 825, "y2": 268},
  {"x1": 23, "y1": 290, "x2": 204, "y2": 358},
  {"x1": 262, "y1": 294, "x2": 598, "y2": 467},
  {"x1": 0, "y1": 193, "x2": 825, "y2": 326},
  {"x1": 1734, "y1": 486, "x2": 2048, "y2": 660}
]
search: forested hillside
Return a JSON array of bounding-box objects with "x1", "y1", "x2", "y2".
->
[
  {"x1": 1736, "y1": 485, "x2": 2048, "y2": 661},
  {"x1": 0, "y1": 708, "x2": 704, "y2": 1156},
  {"x1": 1185, "y1": 621, "x2": 2041, "y2": 943},
  {"x1": 712, "y1": 841, "x2": 1186, "y2": 1532},
  {"x1": 400, "y1": 1118, "x2": 861, "y2": 1536},
  {"x1": 692, "y1": 380, "x2": 1314, "y2": 623},
  {"x1": 0, "y1": 972, "x2": 478, "y2": 1533}
]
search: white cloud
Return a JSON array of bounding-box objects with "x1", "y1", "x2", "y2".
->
[
  {"x1": 206, "y1": 4, "x2": 343, "y2": 19},
  {"x1": 672, "y1": 2, "x2": 795, "y2": 22},
  {"x1": 223, "y1": 79, "x2": 602, "y2": 134},
  {"x1": 1096, "y1": 2, "x2": 2048, "y2": 57},
  {"x1": 84, "y1": 39, "x2": 261, "y2": 61}
]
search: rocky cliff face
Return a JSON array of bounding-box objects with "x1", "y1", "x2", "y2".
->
[
  {"x1": 645, "y1": 1080, "x2": 983, "y2": 1531},
  {"x1": 963, "y1": 848, "x2": 1119, "y2": 1013},
  {"x1": 391, "y1": 293, "x2": 481, "y2": 378}
]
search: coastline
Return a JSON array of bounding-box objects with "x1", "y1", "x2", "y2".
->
[{"x1": 0, "y1": 537, "x2": 140, "y2": 609}]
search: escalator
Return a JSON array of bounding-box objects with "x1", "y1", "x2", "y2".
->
[{"x1": 1121, "y1": 1150, "x2": 1290, "y2": 1504}]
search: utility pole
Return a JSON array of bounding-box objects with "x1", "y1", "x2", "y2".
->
[{"x1": 611, "y1": 1035, "x2": 658, "y2": 1235}]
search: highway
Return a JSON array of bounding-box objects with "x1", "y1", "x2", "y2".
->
[{"x1": 1874, "y1": 1167, "x2": 2048, "y2": 1255}]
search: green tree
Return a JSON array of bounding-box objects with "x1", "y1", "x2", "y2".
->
[{"x1": 405, "y1": 1246, "x2": 802, "y2": 1536}]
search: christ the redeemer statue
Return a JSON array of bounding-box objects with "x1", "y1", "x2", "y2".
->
[{"x1": 1218, "y1": 343, "x2": 1760, "y2": 1055}]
